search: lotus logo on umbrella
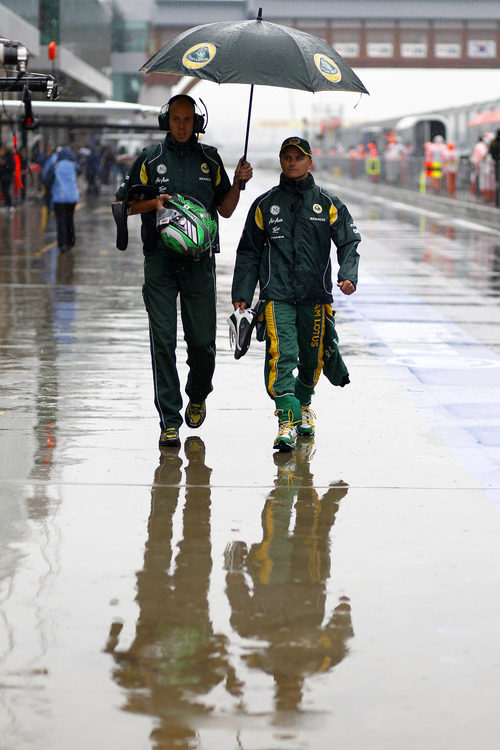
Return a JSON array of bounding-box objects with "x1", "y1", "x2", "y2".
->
[
  {"x1": 314, "y1": 54, "x2": 342, "y2": 83},
  {"x1": 182, "y1": 43, "x2": 217, "y2": 70}
]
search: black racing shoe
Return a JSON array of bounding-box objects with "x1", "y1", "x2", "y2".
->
[
  {"x1": 185, "y1": 401, "x2": 206, "y2": 429},
  {"x1": 159, "y1": 427, "x2": 181, "y2": 447}
]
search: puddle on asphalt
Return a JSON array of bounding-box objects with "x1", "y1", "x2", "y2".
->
[{"x1": 0, "y1": 437, "x2": 354, "y2": 749}]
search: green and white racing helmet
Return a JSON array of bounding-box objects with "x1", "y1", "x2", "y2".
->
[{"x1": 157, "y1": 194, "x2": 217, "y2": 258}]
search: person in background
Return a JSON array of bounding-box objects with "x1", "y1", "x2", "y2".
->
[
  {"x1": 41, "y1": 146, "x2": 58, "y2": 208},
  {"x1": 384, "y1": 134, "x2": 405, "y2": 185},
  {"x1": 0, "y1": 144, "x2": 15, "y2": 210},
  {"x1": 443, "y1": 141, "x2": 459, "y2": 199},
  {"x1": 488, "y1": 129, "x2": 500, "y2": 208},
  {"x1": 16, "y1": 147, "x2": 28, "y2": 202},
  {"x1": 86, "y1": 146, "x2": 101, "y2": 196},
  {"x1": 100, "y1": 146, "x2": 115, "y2": 187},
  {"x1": 50, "y1": 146, "x2": 80, "y2": 253},
  {"x1": 426, "y1": 134, "x2": 446, "y2": 192},
  {"x1": 471, "y1": 135, "x2": 488, "y2": 197},
  {"x1": 231, "y1": 136, "x2": 360, "y2": 452}
]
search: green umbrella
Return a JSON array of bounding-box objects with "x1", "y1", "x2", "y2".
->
[{"x1": 141, "y1": 8, "x2": 369, "y2": 171}]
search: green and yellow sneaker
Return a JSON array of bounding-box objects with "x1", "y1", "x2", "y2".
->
[
  {"x1": 185, "y1": 400, "x2": 206, "y2": 429},
  {"x1": 273, "y1": 411, "x2": 297, "y2": 452},
  {"x1": 297, "y1": 405, "x2": 316, "y2": 437},
  {"x1": 159, "y1": 427, "x2": 181, "y2": 447}
]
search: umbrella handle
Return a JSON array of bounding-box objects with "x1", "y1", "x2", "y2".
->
[{"x1": 239, "y1": 84, "x2": 254, "y2": 191}]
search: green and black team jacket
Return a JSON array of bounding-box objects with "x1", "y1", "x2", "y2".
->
[
  {"x1": 115, "y1": 134, "x2": 231, "y2": 254},
  {"x1": 232, "y1": 172, "x2": 361, "y2": 306}
]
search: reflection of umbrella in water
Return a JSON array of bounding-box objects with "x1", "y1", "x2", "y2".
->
[{"x1": 141, "y1": 7, "x2": 369, "y2": 170}]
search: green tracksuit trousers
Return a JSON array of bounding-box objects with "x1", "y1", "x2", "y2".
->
[
  {"x1": 263, "y1": 300, "x2": 329, "y2": 423},
  {"x1": 142, "y1": 249, "x2": 217, "y2": 429}
]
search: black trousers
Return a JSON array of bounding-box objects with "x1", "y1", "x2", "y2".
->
[
  {"x1": 0, "y1": 176, "x2": 12, "y2": 207},
  {"x1": 53, "y1": 202, "x2": 76, "y2": 249},
  {"x1": 142, "y1": 249, "x2": 217, "y2": 429}
]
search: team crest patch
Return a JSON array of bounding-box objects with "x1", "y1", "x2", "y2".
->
[
  {"x1": 314, "y1": 53, "x2": 342, "y2": 83},
  {"x1": 201, "y1": 162, "x2": 210, "y2": 174},
  {"x1": 157, "y1": 164, "x2": 167, "y2": 175},
  {"x1": 270, "y1": 205, "x2": 280, "y2": 215},
  {"x1": 182, "y1": 43, "x2": 217, "y2": 69},
  {"x1": 313, "y1": 203, "x2": 322, "y2": 214}
]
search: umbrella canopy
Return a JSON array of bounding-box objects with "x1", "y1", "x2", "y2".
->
[
  {"x1": 468, "y1": 109, "x2": 500, "y2": 127},
  {"x1": 141, "y1": 13, "x2": 368, "y2": 96},
  {"x1": 141, "y1": 9, "x2": 368, "y2": 183}
]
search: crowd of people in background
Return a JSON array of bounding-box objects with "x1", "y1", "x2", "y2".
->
[
  {"x1": 1, "y1": 127, "x2": 499, "y2": 210},
  {"x1": 425, "y1": 130, "x2": 500, "y2": 203},
  {"x1": 0, "y1": 136, "x2": 139, "y2": 256},
  {"x1": 0, "y1": 137, "x2": 133, "y2": 210},
  {"x1": 317, "y1": 127, "x2": 500, "y2": 206}
]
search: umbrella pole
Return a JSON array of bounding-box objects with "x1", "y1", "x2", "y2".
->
[{"x1": 239, "y1": 84, "x2": 254, "y2": 190}]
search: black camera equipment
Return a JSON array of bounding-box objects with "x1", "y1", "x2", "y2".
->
[
  {"x1": 0, "y1": 40, "x2": 29, "y2": 70},
  {"x1": 0, "y1": 38, "x2": 58, "y2": 131}
]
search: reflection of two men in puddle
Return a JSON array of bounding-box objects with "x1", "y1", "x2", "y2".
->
[{"x1": 105, "y1": 437, "x2": 353, "y2": 741}]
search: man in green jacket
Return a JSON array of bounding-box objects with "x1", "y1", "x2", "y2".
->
[
  {"x1": 115, "y1": 94, "x2": 252, "y2": 448},
  {"x1": 231, "y1": 136, "x2": 360, "y2": 451}
]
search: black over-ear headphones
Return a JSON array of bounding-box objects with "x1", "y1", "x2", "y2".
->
[{"x1": 158, "y1": 94, "x2": 206, "y2": 134}]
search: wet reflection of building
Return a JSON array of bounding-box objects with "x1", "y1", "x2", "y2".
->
[
  {"x1": 106, "y1": 438, "x2": 240, "y2": 748},
  {"x1": 225, "y1": 441, "x2": 354, "y2": 712},
  {"x1": 0, "y1": 198, "x2": 77, "y2": 515}
]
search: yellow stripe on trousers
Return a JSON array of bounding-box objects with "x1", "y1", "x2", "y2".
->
[
  {"x1": 264, "y1": 301, "x2": 280, "y2": 397},
  {"x1": 311, "y1": 303, "x2": 327, "y2": 387},
  {"x1": 265, "y1": 301, "x2": 331, "y2": 395}
]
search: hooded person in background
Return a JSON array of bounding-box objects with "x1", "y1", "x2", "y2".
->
[
  {"x1": 231, "y1": 136, "x2": 360, "y2": 452},
  {"x1": 50, "y1": 146, "x2": 80, "y2": 253},
  {"x1": 86, "y1": 146, "x2": 101, "y2": 196},
  {"x1": 0, "y1": 144, "x2": 15, "y2": 210},
  {"x1": 41, "y1": 146, "x2": 58, "y2": 208}
]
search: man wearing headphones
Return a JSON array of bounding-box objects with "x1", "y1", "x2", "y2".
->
[{"x1": 115, "y1": 94, "x2": 253, "y2": 447}]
